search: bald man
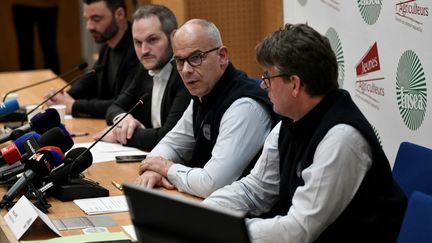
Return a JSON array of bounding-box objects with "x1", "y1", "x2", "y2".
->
[{"x1": 135, "y1": 19, "x2": 275, "y2": 198}]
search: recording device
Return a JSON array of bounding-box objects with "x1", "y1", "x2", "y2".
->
[
  {"x1": 0, "y1": 147, "x2": 64, "y2": 209},
  {"x1": 115, "y1": 154, "x2": 147, "y2": 163},
  {"x1": 0, "y1": 99, "x2": 20, "y2": 118},
  {"x1": 0, "y1": 131, "x2": 41, "y2": 166},
  {"x1": 25, "y1": 64, "x2": 104, "y2": 119},
  {"x1": 50, "y1": 93, "x2": 150, "y2": 201},
  {"x1": 0, "y1": 127, "x2": 74, "y2": 181},
  {"x1": 0, "y1": 108, "x2": 61, "y2": 144},
  {"x1": 2, "y1": 62, "x2": 88, "y2": 102}
]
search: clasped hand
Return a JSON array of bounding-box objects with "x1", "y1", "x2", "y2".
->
[{"x1": 135, "y1": 156, "x2": 175, "y2": 190}]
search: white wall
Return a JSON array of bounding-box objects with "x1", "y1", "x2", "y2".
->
[{"x1": 283, "y1": 0, "x2": 431, "y2": 164}]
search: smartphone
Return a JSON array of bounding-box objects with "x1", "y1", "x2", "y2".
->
[{"x1": 115, "y1": 154, "x2": 147, "y2": 163}]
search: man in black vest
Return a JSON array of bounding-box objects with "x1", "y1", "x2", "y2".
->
[
  {"x1": 93, "y1": 4, "x2": 190, "y2": 151},
  {"x1": 45, "y1": 0, "x2": 139, "y2": 118},
  {"x1": 203, "y1": 23, "x2": 407, "y2": 242},
  {"x1": 136, "y1": 19, "x2": 274, "y2": 198}
]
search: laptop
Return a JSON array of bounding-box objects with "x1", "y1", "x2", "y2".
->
[{"x1": 123, "y1": 183, "x2": 251, "y2": 243}]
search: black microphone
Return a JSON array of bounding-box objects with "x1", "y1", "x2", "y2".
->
[
  {"x1": 0, "y1": 108, "x2": 61, "y2": 144},
  {"x1": 0, "y1": 148, "x2": 64, "y2": 207},
  {"x1": 24, "y1": 65, "x2": 104, "y2": 120},
  {"x1": 2, "y1": 63, "x2": 88, "y2": 102},
  {"x1": 51, "y1": 93, "x2": 149, "y2": 201}
]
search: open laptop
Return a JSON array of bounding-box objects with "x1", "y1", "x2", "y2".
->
[{"x1": 123, "y1": 183, "x2": 251, "y2": 243}]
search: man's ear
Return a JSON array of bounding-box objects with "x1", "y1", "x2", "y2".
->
[
  {"x1": 218, "y1": 46, "x2": 229, "y2": 65},
  {"x1": 115, "y1": 7, "x2": 126, "y2": 20},
  {"x1": 290, "y1": 75, "x2": 302, "y2": 97}
]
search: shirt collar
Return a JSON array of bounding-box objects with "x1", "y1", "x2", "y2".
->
[{"x1": 148, "y1": 60, "x2": 173, "y2": 82}]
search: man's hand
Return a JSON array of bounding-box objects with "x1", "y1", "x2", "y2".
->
[
  {"x1": 135, "y1": 170, "x2": 174, "y2": 189},
  {"x1": 139, "y1": 156, "x2": 174, "y2": 177},
  {"x1": 44, "y1": 88, "x2": 75, "y2": 114},
  {"x1": 113, "y1": 114, "x2": 145, "y2": 145},
  {"x1": 93, "y1": 126, "x2": 118, "y2": 143}
]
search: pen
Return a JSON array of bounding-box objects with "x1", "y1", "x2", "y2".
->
[
  {"x1": 71, "y1": 132, "x2": 89, "y2": 137},
  {"x1": 111, "y1": 180, "x2": 123, "y2": 191}
]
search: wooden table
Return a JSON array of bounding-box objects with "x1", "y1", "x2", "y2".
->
[{"x1": 0, "y1": 70, "x2": 200, "y2": 242}]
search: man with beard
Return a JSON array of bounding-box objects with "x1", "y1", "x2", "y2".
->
[
  {"x1": 45, "y1": 0, "x2": 139, "y2": 118},
  {"x1": 94, "y1": 4, "x2": 190, "y2": 151}
]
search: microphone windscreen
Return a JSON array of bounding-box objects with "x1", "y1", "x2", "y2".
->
[
  {"x1": 13, "y1": 131, "x2": 41, "y2": 153},
  {"x1": 57, "y1": 124, "x2": 74, "y2": 152},
  {"x1": 0, "y1": 99, "x2": 20, "y2": 118},
  {"x1": 78, "y1": 62, "x2": 88, "y2": 70},
  {"x1": 30, "y1": 108, "x2": 61, "y2": 134},
  {"x1": 37, "y1": 146, "x2": 64, "y2": 166},
  {"x1": 25, "y1": 150, "x2": 57, "y2": 176},
  {"x1": 48, "y1": 147, "x2": 93, "y2": 185}
]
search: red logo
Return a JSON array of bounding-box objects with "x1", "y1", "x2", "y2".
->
[{"x1": 356, "y1": 42, "x2": 380, "y2": 76}]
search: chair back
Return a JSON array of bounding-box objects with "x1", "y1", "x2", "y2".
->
[
  {"x1": 397, "y1": 191, "x2": 432, "y2": 243},
  {"x1": 392, "y1": 141, "x2": 432, "y2": 198}
]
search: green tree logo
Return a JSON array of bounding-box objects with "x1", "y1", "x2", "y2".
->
[
  {"x1": 396, "y1": 50, "x2": 427, "y2": 131},
  {"x1": 325, "y1": 27, "x2": 345, "y2": 87},
  {"x1": 357, "y1": 0, "x2": 382, "y2": 25}
]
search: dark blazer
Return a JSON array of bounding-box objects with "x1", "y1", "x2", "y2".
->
[
  {"x1": 106, "y1": 62, "x2": 191, "y2": 151},
  {"x1": 68, "y1": 23, "x2": 139, "y2": 118}
]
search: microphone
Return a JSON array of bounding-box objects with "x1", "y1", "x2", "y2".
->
[
  {"x1": 52, "y1": 93, "x2": 149, "y2": 201},
  {"x1": 0, "y1": 99, "x2": 20, "y2": 118},
  {"x1": 0, "y1": 127, "x2": 73, "y2": 181},
  {"x1": 0, "y1": 108, "x2": 61, "y2": 144},
  {"x1": 0, "y1": 148, "x2": 63, "y2": 207},
  {"x1": 25, "y1": 64, "x2": 104, "y2": 118},
  {"x1": 0, "y1": 132, "x2": 41, "y2": 166},
  {"x1": 2, "y1": 63, "x2": 88, "y2": 102}
]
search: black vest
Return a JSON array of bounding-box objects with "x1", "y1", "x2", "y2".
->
[
  {"x1": 188, "y1": 63, "x2": 273, "y2": 175},
  {"x1": 275, "y1": 89, "x2": 407, "y2": 242}
]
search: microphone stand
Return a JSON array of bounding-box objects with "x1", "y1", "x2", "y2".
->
[{"x1": 53, "y1": 94, "x2": 150, "y2": 202}]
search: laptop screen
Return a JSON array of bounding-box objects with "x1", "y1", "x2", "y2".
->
[{"x1": 123, "y1": 183, "x2": 251, "y2": 243}]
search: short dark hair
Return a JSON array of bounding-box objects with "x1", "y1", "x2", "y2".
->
[
  {"x1": 256, "y1": 23, "x2": 339, "y2": 96},
  {"x1": 83, "y1": 0, "x2": 127, "y2": 15},
  {"x1": 132, "y1": 4, "x2": 178, "y2": 37}
]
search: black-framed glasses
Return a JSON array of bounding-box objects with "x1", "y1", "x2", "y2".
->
[
  {"x1": 261, "y1": 72, "x2": 289, "y2": 88},
  {"x1": 174, "y1": 47, "x2": 220, "y2": 70}
]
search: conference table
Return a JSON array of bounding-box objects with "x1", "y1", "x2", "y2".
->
[{"x1": 0, "y1": 70, "x2": 199, "y2": 242}]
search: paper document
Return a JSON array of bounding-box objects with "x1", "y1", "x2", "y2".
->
[
  {"x1": 71, "y1": 141, "x2": 147, "y2": 163},
  {"x1": 20, "y1": 232, "x2": 130, "y2": 243},
  {"x1": 73, "y1": 195, "x2": 129, "y2": 215}
]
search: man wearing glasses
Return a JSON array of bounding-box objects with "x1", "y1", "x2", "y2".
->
[
  {"x1": 203, "y1": 24, "x2": 407, "y2": 242},
  {"x1": 135, "y1": 19, "x2": 274, "y2": 198}
]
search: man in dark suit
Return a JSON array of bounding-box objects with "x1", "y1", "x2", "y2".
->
[
  {"x1": 45, "y1": 0, "x2": 139, "y2": 118},
  {"x1": 94, "y1": 4, "x2": 190, "y2": 151}
]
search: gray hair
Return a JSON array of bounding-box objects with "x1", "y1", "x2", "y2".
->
[{"x1": 132, "y1": 4, "x2": 178, "y2": 37}]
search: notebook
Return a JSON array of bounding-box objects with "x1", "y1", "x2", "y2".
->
[{"x1": 123, "y1": 184, "x2": 251, "y2": 243}]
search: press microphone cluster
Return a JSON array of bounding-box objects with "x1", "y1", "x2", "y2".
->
[
  {"x1": 46, "y1": 93, "x2": 150, "y2": 201},
  {"x1": 2, "y1": 62, "x2": 88, "y2": 102}
]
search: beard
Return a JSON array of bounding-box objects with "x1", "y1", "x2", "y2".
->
[{"x1": 91, "y1": 18, "x2": 119, "y2": 43}]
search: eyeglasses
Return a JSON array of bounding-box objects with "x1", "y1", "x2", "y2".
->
[
  {"x1": 174, "y1": 47, "x2": 220, "y2": 70},
  {"x1": 261, "y1": 72, "x2": 289, "y2": 88}
]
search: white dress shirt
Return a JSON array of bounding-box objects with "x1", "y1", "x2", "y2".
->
[
  {"x1": 148, "y1": 63, "x2": 172, "y2": 128},
  {"x1": 203, "y1": 121, "x2": 373, "y2": 243},
  {"x1": 148, "y1": 97, "x2": 272, "y2": 198}
]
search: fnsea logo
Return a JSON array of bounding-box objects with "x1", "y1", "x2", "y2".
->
[
  {"x1": 357, "y1": 0, "x2": 382, "y2": 25},
  {"x1": 298, "y1": 0, "x2": 308, "y2": 6},
  {"x1": 396, "y1": 50, "x2": 427, "y2": 131},
  {"x1": 321, "y1": 0, "x2": 340, "y2": 11},
  {"x1": 325, "y1": 27, "x2": 345, "y2": 87},
  {"x1": 354, "y1": 42, "x2": 385, "y2": 110},
  {"x1": 395, "y1": 0, "x2": 429, "y2": 32}
]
